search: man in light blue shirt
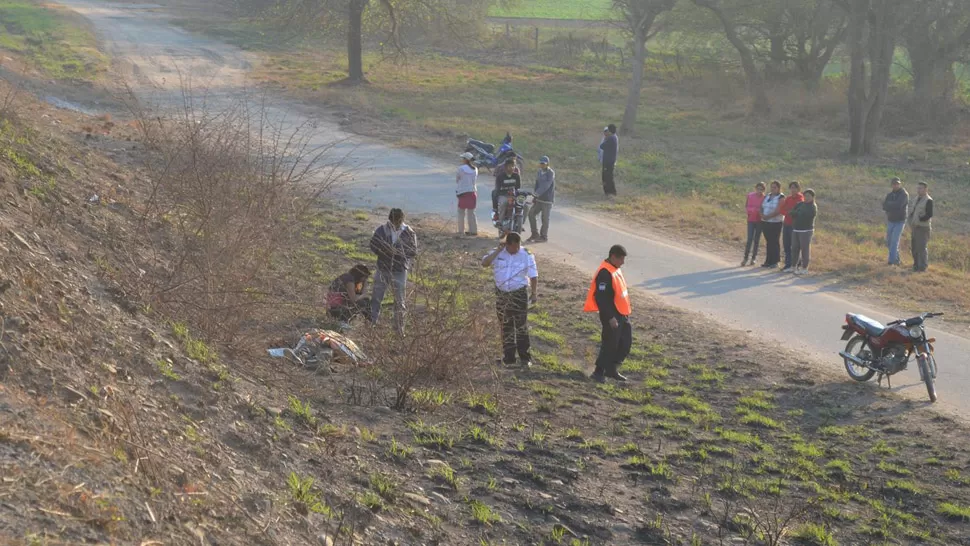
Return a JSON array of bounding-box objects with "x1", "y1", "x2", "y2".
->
[{"x1": 482, "y1": 232, "x2": 538, "y2": 367}]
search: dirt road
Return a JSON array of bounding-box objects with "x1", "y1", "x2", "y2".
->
[{"x1": 59, "y1": 0, "x2": 970, "y2": 416}]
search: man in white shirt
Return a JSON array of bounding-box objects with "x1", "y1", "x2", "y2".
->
[{"x1": 482, "y1": 232, "x2": 538, "y2": 367}]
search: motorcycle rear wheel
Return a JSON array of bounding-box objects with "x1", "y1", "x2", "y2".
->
[
  {"x1": 917, "y1": 355, "x2": 937, "y2": 403},
  {"x1": 843, "y1": 336, "x2": 875, "y2": 382}
]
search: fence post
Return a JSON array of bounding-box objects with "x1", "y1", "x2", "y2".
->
[
  {"x1": 506, "y1": 23, "x2": 510, "y2": 38},
  {"x1": 535, "y1": 27, "x2": 539, "y2": 51}
]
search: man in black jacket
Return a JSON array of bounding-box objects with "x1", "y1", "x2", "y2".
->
[
  {"x1": 369, "y1": 208, "x2": 418, "y2": 335},
  {"x1": 584, "y1": 245, "x2": 633, "y2": 383},
  {"x1": 599, "y1": 124, "x2": 619, "y2": 197}
]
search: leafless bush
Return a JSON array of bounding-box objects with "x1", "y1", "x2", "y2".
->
[
  {"x1": 352, "y1": 242, "x2": 496, "y2": 410},
  {"x1": 0, "y1": 79, "x2": 22, "y2": 123},
  {"x1": 124, "y1": 85, "x2": 350, "y2": 338}
]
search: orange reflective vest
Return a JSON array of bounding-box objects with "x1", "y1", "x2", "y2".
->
[{"x1": 583, "y1": 261, "x2": 632, "y2": 316}]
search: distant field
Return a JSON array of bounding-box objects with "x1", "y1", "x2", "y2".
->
[{"x1": 487, "y1": 0, "x2": 616, "y2": 21}]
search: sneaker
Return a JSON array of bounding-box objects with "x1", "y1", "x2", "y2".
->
[
  {"x1": 520, "y1": 358, "x2": 533, "y2": 368},
  {"x1": 537, "y1": 237, "x2": 548, "y2": 242},
  {"x1": 526, "y1": 235, "x2": 538, "y2": 242},
  {"x1": 740, "y1": 259, "x2": 749, "y2": 266},
  {"x1": 782, "y1": 267, "x2": 793, "y2": 273},
  {"x1": 465, "y1": 231, "x2": 477, "y2": 236},
  {"x1": 590, "y1": 373, "x2": 606, "y2": 383},
  {"x1": 606, "y1": 372, "x2": 628, "y2": 382}
]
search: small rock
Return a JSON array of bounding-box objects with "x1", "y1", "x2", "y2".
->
[
  {"x1": 502, "y1": 478, "x2": 520, "y2": 486},
  {"x1": 538, "y1": 492, "x2": 553, "y2": 500},
  {"x1": 266, "y1": 407, "x2": 283, "y2": 418},
  {"x1": 317, "y1": 534, "x2": 334, "y2": 546},
  {"x1": 424, "y1": 459, "x2": 448, "y2": 467}
]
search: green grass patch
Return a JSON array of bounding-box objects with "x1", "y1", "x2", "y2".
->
[
  {"x1": 790, "y1": 522, "x2": 838, "y2": 546},
  {"x1": 737, "y1": 408, "x2": 784, "y2": 430},
  {"x1": 487, "y1": 0, "x2": 616, "y2": 21},
  {"x1": 938, "y1": 502, "x2": 970, "y2": 521},
  {"x1": 0, "y1": 0, "x2": 106, "y2": 79}
]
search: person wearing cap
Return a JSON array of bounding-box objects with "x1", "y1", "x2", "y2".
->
[
  {"x1": 599, "y1": 124, "x2": 619, "y2": 197},
  {"x1": 493, "y1": 157, "x2": 522, "y2": 235},
  {"x1": 456, "y1": 152, "x2": 479, "y2": 237},
  {"x1": 528, "y1": 156, "x2": 555, "y2": 242},
  {"x1": 482, "y1": 232, "x2": 538, "y2": 367},
  {"x1": 908, "y1": 181, "x2": 933, "y2": 272},
  {"x1": 584, "y1": 244, "x2": 633, "y2": 383},
  {"x1": 883, "y1": 177, "x2": 909, "y2": 266},
  {"x1": 326, "y1": 264, "x2": 372, "y2": 327}
]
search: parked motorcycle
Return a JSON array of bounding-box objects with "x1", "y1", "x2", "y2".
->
[
  {"x1": 465, "y1": 133, "x2": 524, "y2": 172},
  {"x1": 839, "y1": 312, "x2": 942, "y2": 402},
  {"x1": 491, "y1": 188, "x2": 534, "y2": 238}
]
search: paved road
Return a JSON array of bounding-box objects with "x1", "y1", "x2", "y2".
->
[{"x1": 60, "y1": 0, "x2": 970, "y2": 416}]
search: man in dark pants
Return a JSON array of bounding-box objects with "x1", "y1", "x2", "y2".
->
[
  {"x1": 908, "y1": 181, "x2": 934, "y2": 272},
  {"x1": 482, "y1": 232, "x2": 538, "y2": 367},
  {"x1": 599, "y1": 124, "x2": 619, "y2": 197},
  {"x1": 584, "y1": 245, "x2": 633, "y2": 382}
]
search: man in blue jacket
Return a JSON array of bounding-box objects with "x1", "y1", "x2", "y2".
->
[
  {"x1": 369, "y1": 208, "x2": 418, "y2": 335},
  {"x1": 599, "y1": 124, "x2": 619, "y2": 197}
]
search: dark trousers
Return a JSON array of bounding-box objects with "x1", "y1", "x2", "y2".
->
[
  {"x1": 496, "y1": 288, "x2": 531, "y2": 363},
  {"x1": 594, "y1": 315, "x2": 632, "y2": 376},
  {"x1": 782, "y1": 225, "x2": 794, "y2": 268},
  {"x1": 743, "y1": 221, "x2": 762, "y2": 262},
  {"x1": 761, "y1": 222, "x2": 782, "y2": 266},
  {"x1": 911, "y1": 226, "x2": 931, "y2": 271},
  {"x1": 328, "y1": 298, "x2": 371, "y2": 322},
  {"x1": 602, "y1": 163, "x2": 616, "y2": 196}
]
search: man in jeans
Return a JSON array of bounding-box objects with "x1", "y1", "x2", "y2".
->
[
  {"x1": 883, "y1": 177, "x2": 909, "y2": 266},
  {"x1": 482, "y1": 232, "x2": 538, "y2": 367},
  {"x1": 527, "y1": 156, "x2": 555, "y2": 242},
  {"x1": 908, "y1": 181, "x2": 934, "y2": 272},
  {"x1": 369, "y1": 208, "x2": 418, "y2": 335}
]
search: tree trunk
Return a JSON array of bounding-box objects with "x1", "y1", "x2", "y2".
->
[
  {"x1": 910, "y1": 51, "x2": 955, "y2": 103},
  {"x1": 700, "y1": 2, "x2": 771, "y2": 115},
  {"x1": 767, "y1": 31, "x2": 787, "y2": 82},
  {"x1": 861, "y1": 4, "x2": 897, "y2": 155},
  {"x1": 620, "y1": 32, "x2": 647, "y2": 136},
  {"x1": 347, "y1": 0, "x2": 368, "y2": 82},
  {"x1": 846, "y1": 0, "x2": 868, "y2": 156}
]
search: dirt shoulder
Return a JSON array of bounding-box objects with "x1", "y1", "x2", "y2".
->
[{"x1": 3, "y1": 71, "x2": 970, "y2": 545}]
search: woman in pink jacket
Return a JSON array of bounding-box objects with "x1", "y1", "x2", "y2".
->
[{"x1": 742, "y1": 182, "x2": 766, "y2": 266}]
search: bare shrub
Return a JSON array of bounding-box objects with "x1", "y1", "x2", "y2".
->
[
  {"x1": 352, "y1": 237, "x2": 496, "y2": 410},
  {"x1": 0, "y1": 79, "x2": 21, "y2": 122},
  {"x1": 123, "y1": 86, "x2": 349, "y2": 338}
]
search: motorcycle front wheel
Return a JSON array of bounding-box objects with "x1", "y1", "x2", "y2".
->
[
  {"x1": 843, "y1": 336, "x2": 875, "y2": 382},
  {"x1": 917, "y1": 355, "x2": 937, "y2": 403}
]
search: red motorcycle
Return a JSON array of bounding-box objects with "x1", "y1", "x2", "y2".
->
[{"x1": 839, "y1": 312, "x2": 942, "y2": 402}]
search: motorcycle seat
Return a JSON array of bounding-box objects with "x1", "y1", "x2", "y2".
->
[
  {"x1": 468, "y1": 139, "x2": 495, "y2": 154},
  {"x1": 849, "y1": 314, "x2": 886, "y2": 337}
]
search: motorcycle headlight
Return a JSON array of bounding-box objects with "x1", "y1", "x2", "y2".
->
[
  {"x1": 909, "y1": 326, "x2": 923, "y2": 338},
  {"x1": 516, "y1": 195, "x2": 527, "y2": 205}
]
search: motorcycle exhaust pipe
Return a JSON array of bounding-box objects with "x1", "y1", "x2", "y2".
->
[{"x1": 839, "y1": 351, "x2": 870, "y2": 368}]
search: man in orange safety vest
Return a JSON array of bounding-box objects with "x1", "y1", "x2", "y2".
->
[{"x1": 583, "y1": 245, "x2": 633, "y2": 383}]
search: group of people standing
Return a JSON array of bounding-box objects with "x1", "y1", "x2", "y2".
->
[
  {"x1": 457, "y1": 152, "x2": 556, "y2": 243},
  {"x1": 741, "y1": 176, "x2": 935, "y2": 274},
  {"x1": 742, "y1": 180, "x2": 818, "y2": 275},
  {"x1": 884, "y1": 177, "x2": 934, "y2": 272}
]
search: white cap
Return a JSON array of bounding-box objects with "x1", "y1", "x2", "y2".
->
[
  {"x1": 459, "y1": 152, "x2": 474, "y2": 160},
  {"x1": 603, "y1": 126, "x2": 610, "y2": 131}
]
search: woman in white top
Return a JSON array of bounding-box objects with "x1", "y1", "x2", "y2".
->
[
  {"x1": 759, "y1": 180, "x2": 786, "y2": 268},
  {"x1": 456, "y1": 152, "x2": 479, "y2": 237}
]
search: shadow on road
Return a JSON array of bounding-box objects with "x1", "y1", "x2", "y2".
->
[{"x1": 642, "y1": 266, "x2": 847, "y2": 300}]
